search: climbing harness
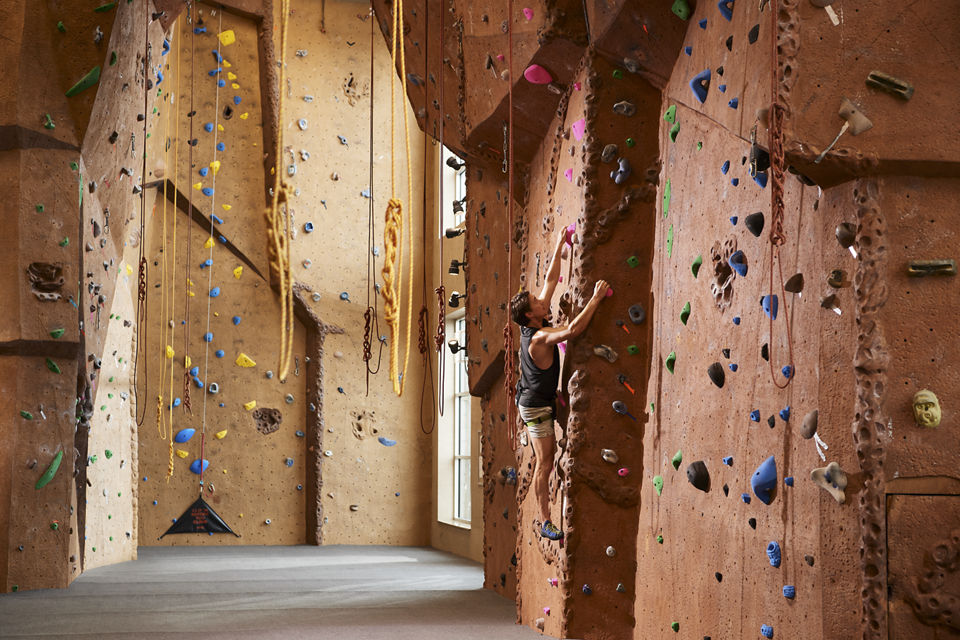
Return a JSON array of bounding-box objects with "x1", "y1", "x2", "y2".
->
[
  {"x1": 504, "y1": 0, "x2": 519, "y2": 450},
  {"x1": 381, "y1": 0, "x2": 416, "y2": 397},
  {"x1": 265, "y1": 0, "x2": 295, "y2": 383},
  {"x1": 765, "y1": 0, "x2": 795, "y2": 389}
]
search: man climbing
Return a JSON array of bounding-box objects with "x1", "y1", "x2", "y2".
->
[{"x1": 510, "y1": 230, "x2": 609, "y2": 541}]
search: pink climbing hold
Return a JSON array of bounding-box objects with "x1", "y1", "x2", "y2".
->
[
  {"x1": 571, "y1": 117, "x2": 586, "y2": 141},
  {"x1": 522, "y1": 7, "x2": 534, "y2": 20},
  {"x1": 497, "y1": 54, "x2": 505, "y2": 61},
  {"x1": 573, "y1": 82, "x2": 582, "y2": 91},
  {"x1": 523, "y1": 64, "x2": 553, "y2": 85},
  {"x1": 565, "y1": 223, "x2": 576, "y2": 245},
  {"x1": 606, "y1": 287, "x2": 614, "y2": 297},
  {"x1": 564, "y1": 168, "x2": 574, "y2": 181},
  {"x1": 618, "y1": 467, "x2": 630, "y2": 477}
]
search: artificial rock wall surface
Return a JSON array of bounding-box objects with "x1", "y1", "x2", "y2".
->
[{"x1": 383, "y1": 0, "x2": 960, "y2": 638}]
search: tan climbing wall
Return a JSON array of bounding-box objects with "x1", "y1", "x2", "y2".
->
[{"x1": 280, "y1": 0, "x2": 433, "y2": 546}]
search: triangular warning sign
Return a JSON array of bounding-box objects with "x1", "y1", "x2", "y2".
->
[{"x1": 159, "y1": 496, "x2": 240, "y2": 539}]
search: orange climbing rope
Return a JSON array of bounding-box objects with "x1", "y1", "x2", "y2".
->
[
  {"x1": 381, "y1": 0, "x2": 416, "y2": 396},
  {"x1": 504, "y1": 0, "x2": 519, "y2": 450},
  {"x1": 766, "y1": 0, "x2": 795, "y2": 389}
]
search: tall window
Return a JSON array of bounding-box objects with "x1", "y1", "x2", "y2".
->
[
  {"x1": 441, "y1": 148, "x2": 466, "y2": 234},
  {"x1": 451, "y1": 314, "x2": 471, "y2": 523}
]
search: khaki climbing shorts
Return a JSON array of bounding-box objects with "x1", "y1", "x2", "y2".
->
[{"x1": 519, "y1": 405, "x2": 554, "y2": 439}]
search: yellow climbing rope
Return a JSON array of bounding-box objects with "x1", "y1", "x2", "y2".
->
[
  {"x1": 264, "y1": 0, "x2": 294, "y2": 382},
  {"x1": 381, "y1": 0, "x2": 416, "y2": 396}
]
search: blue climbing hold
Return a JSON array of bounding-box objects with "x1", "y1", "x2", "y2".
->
[
  {"x1": 295, "y1": 430, "x2": 305, "y2": 437},
  {"x1": 340, "y1": 292, "x2": 350, "y2": 301},
  {"x1": 762, "y1": 294, "x2": 779, "y2": 320},
  {"x1": 781, "y1": 365, "x2": 793, "y2": 379},
  {"x1": 779, "y1": 406, "x2": 791, "y2": 421},
  {"x1": 582, "y1": 584, "x2": 592, "y2": 595},
  {"x1": 378, "y1": 436, "x2": 397, "y2": 447},
  {"x1": 784, "y1": 476, "x2": 794, "y2": 486},
  {"x1": 717, "y1": 0, "x2": 734, "y2": 21},
  {"x1": 199, "y1": 167, "x2": 209, "y2": 177},
  {"x1": 203, "y1": 332, "x2": 213, "y2": 342},
  {"x1": 216, "y1": 142, "x2": 225, "y2": 151},
  {"x1": 783, "y1": 585, "x2": 795, "y2": 599},
  {"x1": 189, "y1": 366, "x2": 200, "y2": 377},
  {"x1": 194, "y1": 27, "x2": 206, "y2": 34},
  {"x1": 194, "y1": 378, "x2": 204, "y2": 389},
  {"x1": 750, "y1": 409, "x2": 760, "y2": 422},
  {"x1": 741, "y1": 493, "x2": 751, "y2": 504},
  {"x1": 201, "y1": 258, "x2": 212, "y2": 268},
  {"x1": 207, "y1": 69, "x2": 221, "y2": 77},
  {"x1": 728, "y1": 250, "x2": 748, "y2": 277},
  {"x1": 153, "y1": 500, "x2": 158, "y2": 505},
  {"x1": 219, "y1": 403, "x2": 224, "y2": 407},
  {"x1": 233, "y1": 95, "x2": 241, "y2": 105},
  {"x1": 728, "y1": 97, "x2": 739, "y2": 109},
  {"x1": 751, "y1": 455, "x2": 777, "y2": 505},
  {"x1": 731, "y1": 178, "x2": 739, "y2": 186},
  {"x1": 162, "y1": 39, "x2": 170, "y2": 55},
  {"x1": 689, "y1": 69, "x2": 711, "y2": 103},
  {"x1": 728, "y1": 363, "x2": 738, "y2": 372},
  {"x1": 232, "y1": 316, "x2": 241, "y2": 325},
  {"x1": 174, "y1": 428, "x2": 195, "y2": 443},
  {"x1": 202, "y1": 187, "x2": 214, "y2": 196},
  {"x1": 722, "y1": 456, "x2": 733, "y2": 466},
  {"x1": 210, "y1": 287, "x2": 220, "y2": 297},
  {"x1": 212, "y1": 49, "x2": 223, "y2": 63},
  {"x1": 285, "y1": 458, "x2": 294, "y2": 467},
  {"x1": 204, "y1": 122, "x2": 214, "y2": 132},
  {"x1": 215, "y1": 349, "x2": 225, "y2": 358},
  {"x1": 212, "y1": 214, "x2": 224, "y2": 225},
  {"x1": 730, "y1": 216, "x2": 738, "y2": 225},
  {"x1": 684, "y1": 46, "x2": 692, "y2": 56},
  {"x1": 698, "y1": 18, "x2": 707, "y2": 28},
  {"x1": 218, "y1": 235, "x2": 226, "y2": 244},
  {"x1": 766, "y1": 541, "x2": 781, "y2": 567},
  {"x1": 721, "y1": 160, "x2": 730, "y2": 174},
  {"x1": 217, "y1": 78, "x2": 226, "y2": 87},
  {"x1": 304, "y1": 222, "x2": 315, "y2": 233},
  {"x1": 337, "y1": 386, "x2": 345, "y2": 394},
  {"x1": 754, "y1": 172, "x2": 769, "y2": 188},
  {"x1": 718, "y1": 84, "x2": 727, "y2": 93},
  {"x1": 156, "y1": 71, "x2": 164, "y2": 85},
  {"x1": 761, "y1": 624, "x2": 774, "y2": 638},
  {"x1": 189, "y1": 459, "x2": 210, "y2": 475},
  {"x1": 732, "y1": 316, "x2": 741, "y2": 325}
]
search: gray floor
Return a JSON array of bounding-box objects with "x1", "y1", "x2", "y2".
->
[{"x1": 0, "y1": 546, "x2": 543, "y2": 640}]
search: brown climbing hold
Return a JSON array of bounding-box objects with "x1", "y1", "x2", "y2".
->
[
  {"x1": 801, "y1": 410, "x2": 818, "y2": 439},
  {"x1": 27, "y1": 263, "x2": 65, "y2": 301},
  {"x1": 252, "y1": 407, "x2": 283, "y2": 435}
]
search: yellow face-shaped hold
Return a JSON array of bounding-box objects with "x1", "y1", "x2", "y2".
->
[{"x1": 912, "y1": 389, "x2": 941, "y2": 428}]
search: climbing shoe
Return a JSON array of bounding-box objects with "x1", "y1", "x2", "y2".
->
[{"x1": 540, "y1": 520, "x2": 564, "y2": 541}]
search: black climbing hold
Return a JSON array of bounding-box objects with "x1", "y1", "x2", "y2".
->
[
  {"x1": 748, "y1": 517, "x2": 757, "y2": 529},
  {"x1": 108, "y1": 130, "x2": 119, "y2": 144},
  {"x1": 804, "y1": 555, "x2": 815, "y2": 566},
  {"x1": 760, "y1": 343, "x2": 769, "y2": 361},
  {"x1": 715, "y1": 572, "x2": 723, "y2": 582},
  {"x1": 500, "y1": 573, "x2": 507, "y2": 586},
  {"x1": 721, "y1": 348, "x2": 730, "y2": 358},
  {"x1": 750, "y1": 144, "x2": 770, "y2": 173},
  {"x1": 725, "y1": 35, "x2": 733, "y2": 51},
  {"x1": 628, "y1": 303, "x2": 646, "y2": 324},
  {"x1": 722, "y1": 483, "x2": 729, "y2": 496},
  {"x1": 223, "y1": 105, "x2": 233, "y2": 119},
  {"x1": 716, "y1": 65, "x2": 724, "y2": 76},
  {"x1": 511, "y1": 553, "x2": 517, "y2": 566},
  {"x1": 836, "y1": 223, "x2": 856, "y2": 249},
  {"x1": 707, "y1": 362, "x2": 725, "y2": 388},
  {"x1": 784, "y1": 273, "x2": 804, "y2": 293},
  {"x1": 744, "y1": 212, "x2": 764, "y2": 237},
  {"x1": 748, "y1": 23, "x2": 760, "y2": 43},
  {"x1": 767, "y1": 415, "x2": 776, "y2": 429},
  {"x1": 687, "y1": 461, "x2": 710, "y2": 492},
  {"x1": 187, "y1": 110, "x2": 197, "y2": 118}
]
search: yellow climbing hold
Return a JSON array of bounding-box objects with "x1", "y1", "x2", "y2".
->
[
  {"x1": 227, "y1": 72, "x2": 237, "y2": 81},
  {"x1": 125, "y1": 263, "x2": 133, "y2": 275},
  {"x1": 188, "y1": 291, "x2": 195, "y2": 297},
  {"x1": 175, "y1": 449, "x2": 189, "y2": 459},
  {"x1": 218, "y1": 29, "x2": 236, "y2": 46},
  {"x1": 204, "y1": 237, "x2": 214, "y2": 249},
  {"x1": 233, "y1": 266, "x2": 243, "y2": 278},
  {"x1": 222, "y1": 60, "x2": 232, "y2": 68},
  {"x1": 187, "y1": 279, "x2": 194, "y2": 287},
  {"x1": 243, "y1": 400, "x2": 257, "y2": 411},
  {"x1": 239, "y1": 112, "x2": 249, "y2": 120},
  {"x1": 231, "y1": 83, "x2": 240, "y2": 90},
  {"x1": 236, "y1": 353, "x2": 256, "y2": 368},
  {"x1": 209, "y1": 160, "x2": 221, "y2": 175},
  {"x1": 214, "y1": 312, "x2": 219, "y2": 318},
  {"x1": 165, "y1": 345, "x2": 174, "y2": 359},
  {"x1": 193, "y1": 182, "x2": 203, "y2": 191},
  {"x1": 184, "y1": 355, "x2": 192, "y2": 368},
  {"x1": 222, "y1": 204, "x2": 232, "y2": 211},
  {"x1": 215, "y1": 429, "x2": 228, "y2": 439},
  {"x1": 217, "y1": 124, "x2": 224, "y2": 132}
]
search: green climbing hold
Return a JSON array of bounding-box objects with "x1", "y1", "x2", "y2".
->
[
  {"x1": 42, "y1": 114, "x2": 55, "y2": 130},
  {"x1": 613, "y1": 69, "x2": 624, "y2": 79},
  {"x1": 665, "y1": 351, "x2": 676, "y2": 374},
  {"x1": 663, "y1": 105, "x2": 676, "y2": 123},
  {"x1": 49, "y1": 328, "x2": 64, "y2": 339},
  {"x1": 92, "y1": 547, "x2": 96, "y2": 552},
  {"x1": 657, "y1": 535, "x2": 664, "y2": 544},
  {"x1": 627, "y1": 344, "x2": 640, "y2": 355},
  {"x1": 35, "y1": 450, "x2": 64, "y2": 489},
  {"x1": 697, "y1": 141, "x2": 703, "y2": 150},
  {"x1": 625, "y1": 137, "x2": 635, "y2": 147},
  {"x1": 65, "y1": 66, "x2": 101, "y2": 97},
  {"x1": 89, "y1": 455, "x2": 98, "y2": 464},
  {"x1": 671, "y1": 0, "x2": 691, "y2": 20},
  {"x1": 670, "y1": 621, "x2": 680, "y2": 632},
  {"x1": 36, "y1": 203, "x2": 45, "y2": 213},
  {"x1": 653, "y1": 475, "x2": 664, "y2": 495},
  {"x1": 94, "y1": 1, "x2": 116, "y2": 12},
  {"x1": 680, "y1": 301, "x2": 691, "y2": 325},
  {"x1": 691, "y1": 255, "x2": 703, "y2": 278},
  {"x1": 59, "y1": 237, "x2": 69, "y2": 247},
  {"x1": 56, "y1": 20, "x2": 66, "y2": 33},
  {"x1": 70, "y1": 161, "x2": 79, "y2": 171},
  {"x1": 45, "y1": 358, "x2": 61, "y2": 374},
  {"x1": 110, "y1": 51, "x2": 117, "y2": 66},
  {"x1": 20, "y1": 410, "x2": 33, "y2": 420},
  {"x1": 50, "y1": 522, "x2": 59, "y2": 531},
  {"x1": 662, "y1": 178, "x2": 671, "y2": 217},
  {"x1": 671, "y1": 449, "x2": 683, "y2": 470},
  {"x1": 649, "y1": 402, "x2": 655, "y2": 412},
  {"x1": 11, "y1": 585, "x2": 18, "y2": 592},
  {"x1": 626, "y1": 255, "x2": 640, "y2": 268},
  {"x1": 669, "y1": 122, "x2": 680, "y2": 143},
  {"x1": 104, "y1": 450, "x2": 113, "y2": 459},
  {"x1": 666, "y1": 224, "x2": 674, "y2": 257}
]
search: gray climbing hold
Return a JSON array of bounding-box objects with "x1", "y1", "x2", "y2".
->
[
  {"x1": 593, "y1": 344, "x2": 618, "y2": 362},
  {"x1": 298, "y1": 118, "x2": 308, "y2": 130},
  {"x1": 613, "y1": 100, "x2": 636, "y2": 117},
  {"x1": 601, "y1": 144, "x2": 618, "y2": 163}
]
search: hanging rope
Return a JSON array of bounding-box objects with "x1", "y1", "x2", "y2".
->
[
  {"x1": 434, "y1": 0, "x2": 446, "y2": 418},
  {"x1": 133, "y1": 1, "x2": 152, "y2": 427},
  {"x1": 182, "y1": 1, "x2": 197, "y2": 414},
  {"x1": 766, "y1": 0, "x2": 795, "y2": 389},
  {"x1": 503, "y1": 0, "x2": 519, "y2": 450},
  {"x1": 264, "y1": 0, "x2": 295, "y2": 383},
  {"x1": 418, "y1": 7, "x2": 436, "y2": 435},
  {"x1": 165, "y1": 20, "x2": 181, "y2": 480},
  {"x1": 381, "y1": 0, "x2": 416, "y2": 396},
  {"x1": 364, "y1": 3, "x2": 385, "y2": 395}
]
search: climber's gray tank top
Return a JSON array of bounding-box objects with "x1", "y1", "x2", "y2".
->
[{"x1": 518, "y1": 324, "x2": 560, "y2": 408}]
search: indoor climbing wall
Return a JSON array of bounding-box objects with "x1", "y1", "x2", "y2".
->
[{"x1": 0, "y1": 0, "x2": 170, "y2": 591}]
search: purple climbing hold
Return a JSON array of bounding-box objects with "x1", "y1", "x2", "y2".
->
[{"x1": 689, "y1": 69, "x2": 711, "y2": 103}]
